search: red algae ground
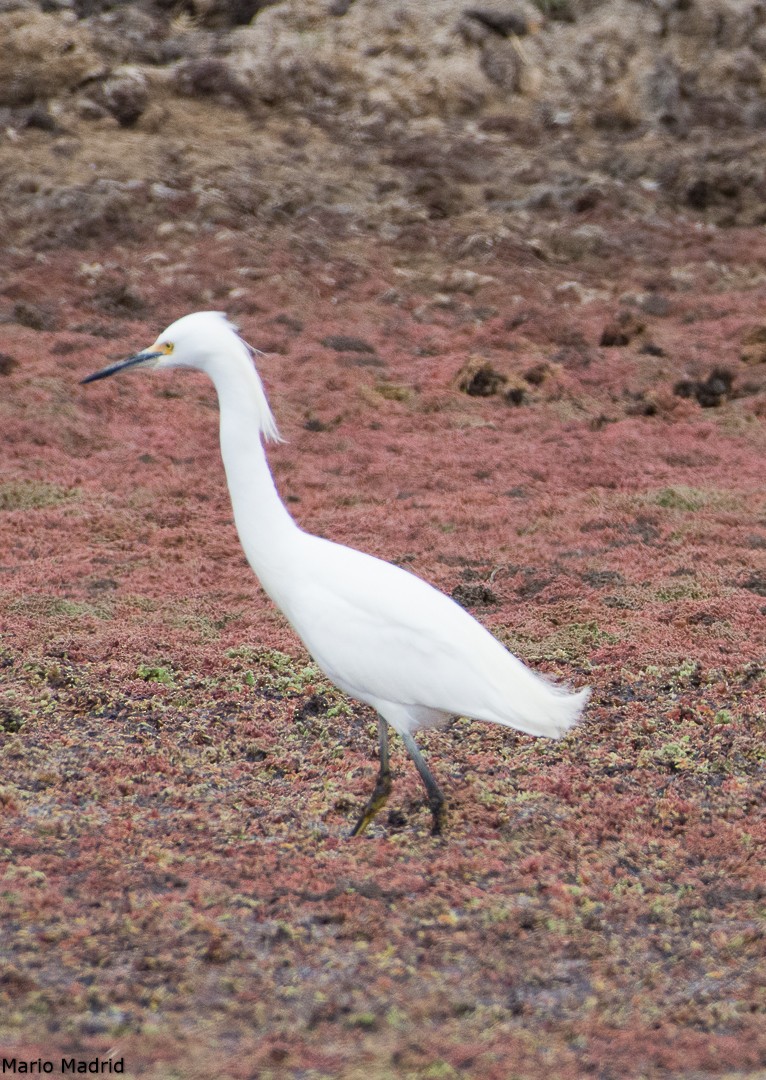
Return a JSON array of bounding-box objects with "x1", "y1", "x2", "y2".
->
[
  {"x1": 1, "y1": 9, "x2": 766, "y2": 1068},
  {"x1": 1, "y1": 216, "x2": 764, "y2": 1080}
]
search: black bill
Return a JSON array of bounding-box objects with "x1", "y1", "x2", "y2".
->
[{"x1": 81, "y1": 351, "x2": 163, "y2": 385}]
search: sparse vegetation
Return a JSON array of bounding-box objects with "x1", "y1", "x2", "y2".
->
[
  {"x1": 0, "y1": 481, "x2": 77, "y2": 511},
  {"x1": 136, "y1": 663, "x2": 176, "y2": 685}
]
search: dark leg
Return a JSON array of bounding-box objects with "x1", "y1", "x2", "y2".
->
[
  {"x1": 350, "y1": 716, "x2": 392, "y2": 836},
  {"x1": 400, "y1": 730, "x2": 446, "y2": 836}
]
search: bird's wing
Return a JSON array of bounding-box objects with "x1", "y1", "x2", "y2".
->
[{"x1": 277, "y1": 536, "x2": 585, "y2": 739}]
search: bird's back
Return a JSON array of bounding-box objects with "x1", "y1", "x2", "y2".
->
[{"x1": 266, "y1": 531, "x2": 588, "y2": 739}]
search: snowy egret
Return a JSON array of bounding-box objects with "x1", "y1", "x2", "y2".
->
[{"x1": 82, "y1": 312, "x2": 589, "y2": 836}]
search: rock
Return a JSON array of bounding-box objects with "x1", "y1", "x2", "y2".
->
[
  {"x1": 642, "y1": 55, "x2": 688, "y2": 133},
  {"x1": 94, "y1": 68, "x2": 149, "y2": 127},
  {"x1": 523, "y1": 362, "x2": 549, "y2": 386},
  {"x1": 639, "y1": 294, "x2": 671, "y2": 317},
  {"x1": 175, "y1": 57, "x2": 252, "y2": 107},
  {"x1": 673, "y1": 368, "x2": 734, "y2": 408},
  {"x1": 600, "y1": 310, "x2": 645, "y2": 347},
  {"x1": 740, "y1": 571, "x2": 766, "y2": 596},
  {"x1": 454, "y1": 357, "x2": 506, "y2": 396},
  {"x1": 320, "y1": 335, "x2": 376, "y2": 354},
  {"x1": 0, "y1": 12, "x2": 101, "y2": 107},
  {"x1": 431, "y1": 268, "x2": 496, "y2": 294},
  {"x1": 231, "y1": 0, "x2": 490, "y2": 119},
  {"x1": 504, "y1": 374, "x2": 527, "y2": 405},
  {"x1": 13, "y1": 301, "x2": 58, "y2": 331},
  {"x1": 192, "y1": 0, "x2": 273, "y2": 28},
  {"x1": 555, "y1": 280, "x2": 610, "y2": 305},
  {"x1": 88, "y1": 277, "x2": 147, "y2": 317},
  {"x1": 461, "y1": 7, "x2": 537, "y2": 40},
  {"x1": 451, "y1": 582, "x2": 499, "y2": 608},
  {"x1": 22, "y1": 104, "x2": 61, "y2": 132},
  {"x1": 477, "y1": 36, "x2": 526, "y2": 92}
]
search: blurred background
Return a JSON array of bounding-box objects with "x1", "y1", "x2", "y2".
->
[{"x1": 4, "y1": 0, "x2": 766, "y2": 252}]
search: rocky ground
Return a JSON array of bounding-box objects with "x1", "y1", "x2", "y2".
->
[{"x1": 0, "y1": 1, "x2": 765, "y2": 1077}]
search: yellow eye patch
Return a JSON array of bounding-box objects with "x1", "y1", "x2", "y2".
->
[{"x1": 154, "y1": 341, "x2": 174, "y2": 354}]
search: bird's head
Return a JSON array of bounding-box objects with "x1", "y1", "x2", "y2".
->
[
  {"x1": 81, "y1": 311, "x2": 242, "y2": 383},
  {"x1": 81, "y1": 310, "x2": 282, "y2": 442}
]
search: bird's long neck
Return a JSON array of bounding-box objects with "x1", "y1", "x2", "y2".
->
[{"x1": 209, "y1": 355, "x2": 300, "y2": 596}]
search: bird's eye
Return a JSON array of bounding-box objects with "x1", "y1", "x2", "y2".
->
[{"x1": 162, "y1": 342, "x2": 174, "y2": 354}]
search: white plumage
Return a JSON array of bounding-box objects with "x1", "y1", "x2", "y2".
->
[{"x1": 83, "y1": 311, "x2": 589, "y2": 835}]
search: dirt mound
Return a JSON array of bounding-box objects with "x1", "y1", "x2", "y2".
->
[{"x1": 3, "y1": 0, "x2": 766, "y2": 248}]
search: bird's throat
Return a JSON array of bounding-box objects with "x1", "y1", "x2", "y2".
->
[{"x1": 212, "y1": 360, "x2": 301, "y2": 591}]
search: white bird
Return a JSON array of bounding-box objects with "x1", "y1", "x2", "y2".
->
[{"x1": 82, "y1": 311, "x2": 589, "y2": 836}]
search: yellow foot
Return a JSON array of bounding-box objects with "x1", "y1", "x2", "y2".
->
[{"x1": 349, "y1": 771, "x2": 391, "y2": 837}]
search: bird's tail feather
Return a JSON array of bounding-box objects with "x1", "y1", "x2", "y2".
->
[{"x1": 476, "y1": 669, "x2": 590, "y2": 740}]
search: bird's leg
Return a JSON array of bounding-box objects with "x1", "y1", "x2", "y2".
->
[
  {"x1": 400, "y1": 730, "x2": 446, "y2": 836},
  {"x1": 350, "y1": 715, "x2": 392, "y2": 836}
]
